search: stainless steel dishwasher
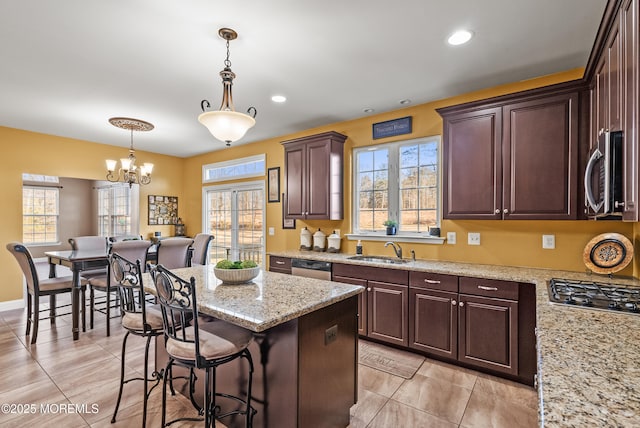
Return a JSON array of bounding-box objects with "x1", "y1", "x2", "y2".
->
[{"x1": 291, "y1": 258, "x2": 332, "y2": 280}]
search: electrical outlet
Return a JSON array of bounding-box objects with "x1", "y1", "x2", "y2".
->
[
  {"x1": 542, "y1": 234, "x2": 555, "y2": 249},
  {"x1": 468, "y1": 232, "x2": 481, "y2": 246},
  {"x1": 268, "y1": 227, "x2": 275, "y2": 236},
  {"x1": 325, "y1": 325, "x2": 338, "y2": 345},
  {"x1": 447, "y1": 231, "x2": 456, "y2": 244}
]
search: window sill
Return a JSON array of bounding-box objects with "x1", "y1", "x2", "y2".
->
[{"x1": 345, "y1": 233, "x2": 445, "y2": 245}]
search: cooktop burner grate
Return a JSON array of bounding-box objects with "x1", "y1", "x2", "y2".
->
[{"x1": 548, "y1": 278, "x2": 640, "y2": 314}]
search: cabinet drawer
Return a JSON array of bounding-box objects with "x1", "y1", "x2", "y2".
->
[
  {"x1": 409, "y1": 271, "x2": 458, "y2": 292},
  {"x1": 269, "y1": 256, "x2": 292, "y2": 274},
  {"x1": 459, "y1": 277, "x2": 518, "y2": 300},
  {"x1": 332, "y1": 263, "x2": 408, "y2": 285}
]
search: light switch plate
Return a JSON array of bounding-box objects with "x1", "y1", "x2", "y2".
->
[
  {"x1": 542, "y1": 234, "x2": 555, "y2": 249},
  {"x1": 268, "y1": 227, "x2": 275, "y2": 236},
  {"x1": 468, "y1": 232, "x2": 481, "y2": 245},
  {"x1": 447, "y1": 231, "x2": 456, "y2": 244}
]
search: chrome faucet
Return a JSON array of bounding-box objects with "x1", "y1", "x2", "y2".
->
[{"x1": 384, "y1": 241, "x2": 403, "y2": 259}]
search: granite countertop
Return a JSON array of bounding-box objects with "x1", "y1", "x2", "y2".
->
[
  {"x1": 142, "y1": 265, "x2": 363, "y2": 333},
  {"x1": 270, "y1": 250, "x2": 640, "y2": 427}
]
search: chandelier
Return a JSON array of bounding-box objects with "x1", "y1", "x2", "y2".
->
[
  {"x1": 106, "y1": 117, "x2": 154, "y2": 187},
  {"x1": 198, "y1": 28, "x2": 257, "y2": 147}
]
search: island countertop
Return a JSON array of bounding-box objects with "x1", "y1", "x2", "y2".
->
[
  {"x1": 142, "y1": 264, "x2": 364, "y2": 333},
  {"x1": 269, "y1": 250, "x2": 640, "y2": 427}
]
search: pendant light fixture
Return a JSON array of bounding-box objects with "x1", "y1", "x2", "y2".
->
[
  {"x1": 105, "y1": 117, "x2": 154, "y2": 187},
  {"x1": 198, "y1": 28, "x2": 257, "y2": 147}
]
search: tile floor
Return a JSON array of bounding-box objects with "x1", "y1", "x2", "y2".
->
[{"x1": 0, "y1": 298, "x2": 538, "y2": 427}]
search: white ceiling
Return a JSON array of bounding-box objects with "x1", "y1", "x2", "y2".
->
[{"x1": 0, "y1": 0, "x2": 607, "y2": 158}]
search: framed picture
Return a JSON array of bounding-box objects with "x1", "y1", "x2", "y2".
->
[
  {"x1": 268, "y1": 167, "x2": 280, "y2": 203},
  {"x1": 282, "y1": 194, "x2": 296, "y2": 229},
  {"x1": 148, "y1": 195, "x2": 178, "y2": 225}
]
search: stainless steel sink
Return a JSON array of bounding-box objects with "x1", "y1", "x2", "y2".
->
[{"x1": 347, "y1": 255, "x2": 408, "y2": 264}]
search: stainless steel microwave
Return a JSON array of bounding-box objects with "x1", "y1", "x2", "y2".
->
[{"x1": 584, "y1": 130, "x2": 623, "y2": 218}]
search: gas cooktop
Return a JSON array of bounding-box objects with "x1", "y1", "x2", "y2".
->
[{"x1": 548, "y1": 278, "x2": 640, "y2": 314}]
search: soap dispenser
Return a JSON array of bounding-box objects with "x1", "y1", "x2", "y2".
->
[{"x1": 356, "y1": 240, "x2": 363, "y2": 255}]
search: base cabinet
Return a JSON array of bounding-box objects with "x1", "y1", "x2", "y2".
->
[
  {"x1": 409, "y1": 272, "x2": 522, "y2": 378},
  {"x1": 333, "y1": 263, "x2": 409, "y2": 346}
]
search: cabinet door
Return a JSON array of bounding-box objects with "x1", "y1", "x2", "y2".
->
[
  {"x1": 284, "y1": 142, "x2": 306, "y2": 218},
  {"x1": 622, "y1": 0, "x2": 639, "y2": 221},
  {"x1": 502, "y1": 92, "x2": 579, "y2": 219},
  {"x1": 458, "y1": 294, "x2": 518, "y2": 376},
  {"x1": 334, "y1": 275, "x2": 368, "y2": 336},
  {"x1": 306, "y1": 139, "x2": 332, "y2": 219},
  {"x1": 608, "y1": 14, "x2": 623, "y2": 133},
  {"x1": 443, "y1": 107, "x2": 502, "y2": 219},
  {"x1": 409, "y1": 288, "x2": 457, "y2": 359},
  {"x1": 367, "y1": 281, "x2": 408, "y2": 346}
]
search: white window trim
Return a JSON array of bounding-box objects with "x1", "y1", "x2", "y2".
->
[
  {"x1": 351, "y1": 135, "x2": 442, "y2": 243},
  {"x1": 202, "y1": 154, "x2": 266, "y2": 183}
]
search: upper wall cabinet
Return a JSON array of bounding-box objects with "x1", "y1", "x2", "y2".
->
[
  {"x1": 282, "y1": 131, "x2": 347, "y2": 220},
  {"x1": 438, "y1": 83, "x2": 582, "y2": 220},
  {"x1": 585, "y1": 0, "x2": 639, "y2": 221}
]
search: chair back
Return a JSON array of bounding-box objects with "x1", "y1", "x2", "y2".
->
[
  {"x1": 156, "y1": 237, "x2": 194, "y2": 269},
  {"x1": 107, "y1": 240, "x2": 152, "y2": 286},
  {"x1": 110, "y1": 252, "x2": 150, "y2": 332},
  {"x1": 191, "y1": 233, "x2": 214, "y2": 265},
  {"x1": 69, "y1": 236, "x2": 108, "y2": 251},
  {"x1": 151, "y1": 265, "x2": 204, "y2": 366},
  {"x1": 6, "y1": 242, "x2": 39, "y2": 294}
]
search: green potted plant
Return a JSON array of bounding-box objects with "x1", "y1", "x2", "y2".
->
[{"x1": 383, "y1": 220, "x2": 398, "y2": 235}]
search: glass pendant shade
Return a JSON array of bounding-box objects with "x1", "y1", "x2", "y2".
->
[
  {"x1": 106, "y1": 159, "x2": 117, "y2": 171},
  {"x1": 198, "y1": 110, "x2": 256, "y2": 144}
]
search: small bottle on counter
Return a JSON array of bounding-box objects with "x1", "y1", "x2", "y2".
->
[{"x1": 356, "y1": 240, "x2": 363, "y2": 255}]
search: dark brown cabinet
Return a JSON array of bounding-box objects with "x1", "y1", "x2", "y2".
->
[
  {"x1": 268, "y1": 256, "x2": 291, "y2": 274},
  {"x1": 333, "y1": 263, "x2": 409, "y2": 346},
  {"x1": 409, "y1": 273, "x2": 521, "y2": 378},
  {"x1": 438, "y1": 84, "x2": 581, "y2": 220},
  {"x1": 282, "y1": 131, "x2": 347, "y2": 220}
]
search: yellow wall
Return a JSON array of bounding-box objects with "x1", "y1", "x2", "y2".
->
[
  {"x1": 184, "y1": 67, "x2": 633, "y2": 277},
  {"x1": 3, "y1": 67, "x2": 637, "y2": 303},
  {"x1": 0, "y1": 127, "x2": 184, "y2": 301}
]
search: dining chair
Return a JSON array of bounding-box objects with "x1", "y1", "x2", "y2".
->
[
  {"x1": 191, "y1": 233, "x2": 214, "y2": 265},
  {"x1": 6, "y1": 242, "x2": 87, "y2": 344},
  {"x1": 108, "y1": 234, "x2": 144, "y2": 243},
  {"x1": 87, "y1": 239, "x2": 152, "y2": 336},
  {"x1": 155, "y1": 237, "x2": 194, "y2": 269},
  {"x1": 68, "y1": 236, "x2": 109, "y2": 279},
  {"x1": 151, "y1": 264, "x2": 256, "y2": 427},
  {"x1": 109, "y1": 252, "x2": 163, "y2": 427}
]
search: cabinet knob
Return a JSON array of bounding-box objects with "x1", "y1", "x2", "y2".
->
[
  {"x1": 459, "y1": 301, "x2": 464, "y2": 307},
  {"x1": 503, "y1": 208, "x2": 509, "y2": 214},
  {"x1": 451, "y1": 299, "x2": 457, "y2": 306},
  {"x1": 367, "y1": 287, "x2": 371, "y2": 292},
  {"x1": 495, "y1": 208, "x2": 500, "y2": 214}
]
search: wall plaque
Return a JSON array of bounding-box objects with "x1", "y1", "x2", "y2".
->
[{"x1": 372, "y1": 116, "x2": 412, "y2": 139}]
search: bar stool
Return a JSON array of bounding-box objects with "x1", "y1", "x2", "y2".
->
[
  {"x1": 151, "y1": 264, "x2": 256, "y2": 428},
  {"x1": 109, "y1": 252, "x2": 164, "y2": 427}
]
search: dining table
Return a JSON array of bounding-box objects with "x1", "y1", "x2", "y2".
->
[{"x1": 44, "y1": 249, "x2": 109, "y2": 340}]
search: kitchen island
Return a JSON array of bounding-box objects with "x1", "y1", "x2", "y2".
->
[
  {"x1": 142, "y1": 265, "x2": 364, "y2": 428},
  {"x1": 270, "y1": 250, "x2": 640, "y2": 427}
]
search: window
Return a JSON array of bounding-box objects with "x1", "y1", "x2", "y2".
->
[
  {"x1": 203, "y1": 154, "x2": 265, "y2": 183},
  {"x1": 353, "y1": 136, "x2": 440, "y2": 235},
  {"x1": 23, "y1": 186, "x2": 59, "y2": 244},
  {"x1": 97, "y1": 183, "x2": 139, "y2": 237}
]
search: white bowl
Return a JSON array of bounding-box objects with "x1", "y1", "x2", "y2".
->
[{"x1": 213, "y1": 267, "x2": 260, "y2": 284}]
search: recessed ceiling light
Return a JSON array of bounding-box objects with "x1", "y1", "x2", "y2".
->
[
  {"x1": 363, "y1": 108, "x2": 375, "y2": 113},
  {"x1": 271, "y1": 95, "x2": 287, "y2": 103},
  {"x1": 448, "y1": 30, "x2": 473, "y2": 46},
  {"x1": 399, "y1": 99, "x2": 411, "y2": 105}
]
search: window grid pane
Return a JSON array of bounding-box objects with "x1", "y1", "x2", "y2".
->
[
  {"x1": 22, "y1": 186, "x2": 59, "y2": 244},
  {"x1": 356, "y1": 148, "x2": 389, "y2": 232}
]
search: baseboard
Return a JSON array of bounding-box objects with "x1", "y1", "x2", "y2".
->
[{"x1": 0, "y1": 299, "x2": 24, "y2": 312}]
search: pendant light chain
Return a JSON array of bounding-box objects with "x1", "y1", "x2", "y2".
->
[{"x1": 224, "y1": 38, "x2": 232, "y2": 68}]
